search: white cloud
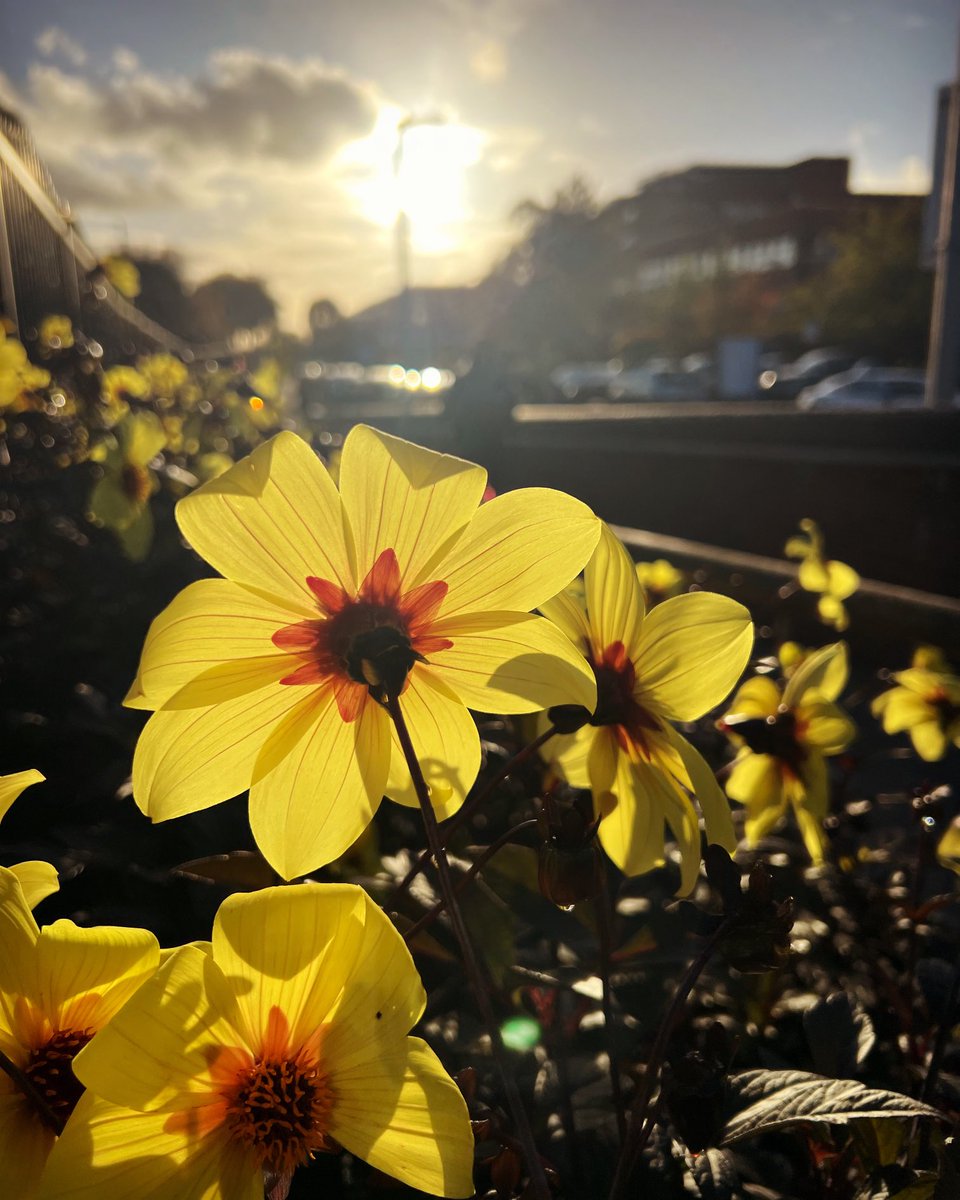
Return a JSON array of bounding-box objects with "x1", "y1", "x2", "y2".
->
[
  {"x1": 35, "y1": 26, "x2": 87, "y2": 67},
  {"x1": 112, "y1": 47, "x2": 140, "y2": 74}
]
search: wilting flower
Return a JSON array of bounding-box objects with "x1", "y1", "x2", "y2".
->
[
  {"x1": 872, "y1": 646, "x2": 960, "y2": 762},
  {"x1": 40, "y1": 884, "x2": 474, "y2": 1199},
  {"x1": 127, "y1": 427, "x2": 599, "y2": 878},
  {"x1": 0, "y1": 868, "x2": 159, "y2": 1199},
  {"x1": 635, "y1": 557, "x2": 685, "y2": 604},
  {"x1": 37, "y1": 316, "x2": 74, "y2": 352},
  {"x1": 87, "y1": 411, "x2": 166, "y2": 560},
  {"x1": 785, "y1": 518, "x2": 858, "y2": 631},
  {"x1": 718, "y1": 642, "x2": 855, "y2": 865},
  {"x1": 0, "y1": 329, "x2": 49, "y2": 411},
  {"x1": 541, "y1": 524, "x2": 753, "y2": 892},
  {"x1": 0, "y1": 770, "x2": 58, "y2": 908}
]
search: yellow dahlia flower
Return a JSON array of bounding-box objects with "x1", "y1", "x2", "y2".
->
[
  {"x1": 0, "y1": 330, "x2": 49, "y2": 411},
  {"x1": 127, "y1": 427, "x2": 599, "y2": 879},
  {"x1": 37, "y1": 315, "x2": 74, "y2": 352},
  {"x1": 0, "y1": 770, "x2": 58, "y2": 908},
  {"x1": 785, "y1": 519, "x2": 858, "y2": 632},
  {"x1": 0, "y1": 868, "x2": 159, "y2": 1199},
  {"x1": 138, "y1": 352, "x2": 188, "y2": 400},
  {"x1": 540, "y1": 523, "x2": 753, "y2": 892},
  {"x1": 719, "y1": 642, "x2": 855, "y2": 864},
  {"x1": 87, "y1": 411, "x2": 166, "y2": 560},
  {"x1": 100, "y1": 365, "x2": 149, "y2": 428},
  {"x1": 872, "y1": 648, "x2": 960, "y2": 762},
  {"x1": 635, "y1": 557, "x2": 685, "y2": 603},
  {"x1": 40, "y1": 883, "x2": 474, "y2": 1199},
  {"x1": 100, "y1": 256, "x2": 140, "y2": 300}
]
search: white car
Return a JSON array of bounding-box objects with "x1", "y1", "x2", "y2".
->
[{"x1": 797, "y1": 367, "x2": 930, "y2": 412}]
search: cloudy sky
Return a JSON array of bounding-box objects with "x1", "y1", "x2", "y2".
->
[{"x1": 0, "y1": 0, "x2": 955, "y2": 329}]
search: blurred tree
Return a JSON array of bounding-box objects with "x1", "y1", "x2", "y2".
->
[
  {"x1": 191, "y1": 275, "x2": 278, "y2": 342},
  {"x1": 128, "y1": 254, "x2": 193, "y2": 339},
  {"x1": 781, "y1": 203, "x2": 932, "y2": 363}
]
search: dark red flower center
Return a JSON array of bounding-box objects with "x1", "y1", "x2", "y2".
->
[
  {"x1": 589, "y1": 642, "x2": 661, "y2": 752},
  {"x1": 273, "y1": 548, "x2": 452, "y2": 719},
  {"x1": 720, "y1": 705, "x2": 808, "y2": 777},
  {"x1": 224, "y1": 1055, "x2": 335, "y2": 1174},
  {"x1": 121, "y1": 463, "x2": 151, "y2": 503},
  {"x1": 23, "y1": 1028, "x2": 93, "y2": 1125}
]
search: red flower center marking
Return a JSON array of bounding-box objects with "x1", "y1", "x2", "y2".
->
[
  {"x1": 223, "y1": 1053, "x2": 335, "y2": 1176},
  {"x1": 22, "y1": 1027, "x2": 94, "y2": 1124},
  {"x1": 589, "y1": 642, "x2": 660, "y2": 753},
  {"x1": 273, "y1": 548, "x2": 452, "y2": 720}
]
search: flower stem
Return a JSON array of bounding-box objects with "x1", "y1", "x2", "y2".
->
[
  {"x1": 0, "y1": 1046, "x2": 65, "y2": 1136},
  {"x1": 597, "y1": 868, "x2": 627, "y2": 1146},
  {"x1": 386, "y1": 695, "x2": 552, "y2": 1200},
  {"x1": 920, "y1": 943, "x2": 960, "y2": 1104},
  {"x1": 390, "y1": 725, "x2": 558, "y2": 901},
  {"x1": 607, "y1": 918, "x2": 733, "y2": 1200},
  {"x1": 402, "y1": 819, "x2": 539, "y2": 944}
]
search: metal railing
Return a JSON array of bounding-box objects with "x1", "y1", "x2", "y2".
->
[{"x1": 0, "y1": 107, "x2": 270, "y2": 360}]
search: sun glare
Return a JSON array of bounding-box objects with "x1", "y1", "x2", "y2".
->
[{"x1": 340, "y1": 107, "x2": 484, "y2": 254}]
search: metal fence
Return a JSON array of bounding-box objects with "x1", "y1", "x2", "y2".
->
[{"x1": 0, "y1": 106, "x2": 269, "y2": 360}]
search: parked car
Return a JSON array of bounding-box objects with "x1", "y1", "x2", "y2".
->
[
  {"x1": 608, "y1": 365, "x2": 704, "y2": 401},
  {"x1": 796, "y1": 366, "x2": 930, "y2": 411},
  {"x1": 758, "y1": 347, "x2": 861, "y2": 398},
  {"x1": 549, "y1": 360, "x2": 622, "y2": 400}
]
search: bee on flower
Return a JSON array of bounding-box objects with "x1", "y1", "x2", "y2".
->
[
  {"x1": 0, "y1": 868, "x2": 159, "y2": 1199},
  {"x1": 126, "y1": 426, "x2": 600, "y2": 879},
  {"x1": 872, "y1": 646, "x2": 960, "y2": 762},
  {"x1": 540, "y1": 523, "x2": 753, "y2": 893},
  {"x1": 0, "y1": 770, "x2": 59, "y2": 908},
  {"x1": 784, "y1": 518, "x2": 859, "y2": 632},
  {"x1": 39, "y1": 884, "x2": 474, "y2": 1200},
  {"x1": 718, "y1": 642, "x2": 856, "y2": 865}
]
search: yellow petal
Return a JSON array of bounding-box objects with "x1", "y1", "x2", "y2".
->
[
  {"x1": 330, "y1": 1038, "x2": 475, "y2": 1198},
  {"x1": 595, "y1": 749, "x2": 666, "y2": 878},
  {"x1": 724, "y1": 675, "x2": 781, "y2": 721},
  {"x1": 133, "y1": 682, "x2": 302, "y2": 822},
  {"x1": 0, "y1": 868, "x2": 40, "y2": 1030},
  {"x1": 666, "y1": 728, "x2": 737, "y2": 853},
  {"x1": 587, "y1": 724, "x2": 619, "y2": 798},
  {"x1": 38, "y1": 1092, "x2": 261, "y2": 1200},
  {"x1": 798, "y1": 556, "x2": 830, "y2": 594},
  {"x1": 658, "y1": 769, "x2": 703, "y2": 896},
  {"x1": 429, "y1": 612, "x2": 597, "y2": 713},
  {"x1": 549, "y1": 724, "x2": 596, "y2": 789},
  {"x1": 72, "y1": 945, "x2": 240, "y2": 1112},
  {"x1": 175, "y1": 431, "x2": 353, "y2": 607},
  {"x1": 9, "y1": 861, "x2": 59, "y2": 909},
  {"x1": 726, "y1": 751, "x2": 782, "y2": 812},
  {"x1": 783, "y1": 641, "x2": 848, "y2": 707},
  {"x1": 584, "y1": 523, "x2": 646, "y2": 660},
  {"x1": 248, "y1": 686, "x2": 390, "y2": 879},
  {"x1": 634, "y1": 592, "x2": 753, "y2": 721},
  {"x1": 338, "y1": 425, "x2": 487, "y2": 587},
  {"x1": 871, "y1": 686, "x2": 932, "y2": 734},
  {"x1": 937, "y1": 818, "x2": 960, "y2": 874},
  {"x1": 825, "y1": 559, "x2": 859, "y2": 601},
  {"x1": 385, "y1": 669, "x2": 481, "y2": 820},
  {"x1": 31, "y1": 920, "x2": 159, "y2": 1034},
  {"x1": 817, "y1": 593, "x2": 849, "y2": 631},
  {"x1": 0, "y1": 768, "x2": 44, "y2": 823},
  {"x1": 126, "y1": 579, "x2": 307, "y2": 712},
  {"x1": 436, "y1": 488, "x2": 600, "y2": 619},
  {"x1": 745, "y1": 801, "x2": 787, "y2": 845},
  {"x1": 212, "y1": 884, "x2": 425, "y2": 1060},
  {"x1": 799, "y1": 698, "x2": 856, "y2": 755},
  {"x1": 797, "y1": 752, "x2": 829, "y2": 820},
  {"x1": 910, "y1": 719, "x2": 949, "y2": 762},
  {"x1": 539, "y1": 587, "x2": 592, "y2": 652},
  {"x1": 0, "y1": 1091, "x2": 53, "y2": 1199},
  {"x1": 121, "y1": 410, "x2": 167, "y2": 468}
]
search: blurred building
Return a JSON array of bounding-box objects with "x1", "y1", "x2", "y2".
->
[{"x1": 598, "y1": 156, "x2": 922, "y2": 297}]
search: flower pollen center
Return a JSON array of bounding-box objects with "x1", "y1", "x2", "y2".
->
[
  {"x1": 225, "y1": 1056, "x2": 335, "y2": 1175},
  {"x1": 727, "y1": 706, "x2": 808, "y2": 776},
  {"x1": 121, "y1": 463, "x2": 151, "y2": 504},
  {"x1": 590, "y1": 642, "x2": 660, "y2": 751},
  {"x1": 23, "y1": 1028, "x2": 93, "y2": 1124}
]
